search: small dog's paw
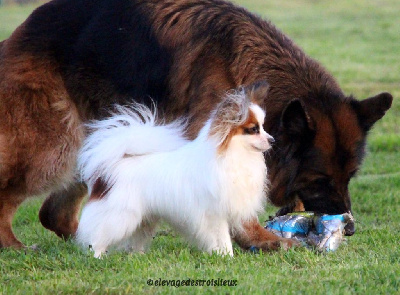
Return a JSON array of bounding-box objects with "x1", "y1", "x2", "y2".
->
[
  {"x1": 88, "y1": 245, "x2": 108, "y2": 258},
  {"x1": 93, "y1": 250, "x2": 107, "y2": 259}
]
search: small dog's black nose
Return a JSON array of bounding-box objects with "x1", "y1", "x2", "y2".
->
[
  {"x1": 267, "y1": 135, "x2": 275, "y2": 143},
  {"x1": 344, "y1": 221, "x2": 355, "y2": 236}
]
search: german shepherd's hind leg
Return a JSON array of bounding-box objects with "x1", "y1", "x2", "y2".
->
[
  {"x1": 233, "y1": 218, "x2": 300, "y2": 251},
  {"x1": 0, "y1": 38, "x2": 84, "y2": 247},
  {"x1": 0, "y1": 196, "x2": 24, "y2": 248},
  {"x1": 39, "y1": 182, "x2": 87, "y2": 240}
]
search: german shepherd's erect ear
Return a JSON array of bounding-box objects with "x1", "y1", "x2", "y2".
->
[
  {"x1": 280, "y1": 99, "x2": 315, "y2": 140},
  {"x1": 352, "y1": 92, "x2": 393, "y2": 132}
]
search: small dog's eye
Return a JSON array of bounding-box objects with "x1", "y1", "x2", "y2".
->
[{"x1": 244, "y1": 124, "x2": 260, "y2": 135}]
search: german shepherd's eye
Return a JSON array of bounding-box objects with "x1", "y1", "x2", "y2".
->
[
  {"x1": 314, "y1": 177, "x2": 335, "y2": 188},
  {"x1": 244, "y1": 124, "x2": 260, "y2": 135}
]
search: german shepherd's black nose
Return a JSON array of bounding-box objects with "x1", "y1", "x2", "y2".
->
[{"x1": 344, "y1": 221, "x2": 355, "y2": 236}]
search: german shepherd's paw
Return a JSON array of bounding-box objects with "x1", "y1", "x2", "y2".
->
[{"x1": 257, "y1": 237, "x2": 300, "y2": 252}]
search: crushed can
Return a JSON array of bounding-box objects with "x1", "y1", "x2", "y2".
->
[
  {"x1": 264, "y1": 212, "x2": 314, "y2": 243},
  {"x1": 307, "y1": 213, "x2": 353, "y2": 252},
  {"x1": 263, "y1": 212, "x2": 353, "y2": 252}
]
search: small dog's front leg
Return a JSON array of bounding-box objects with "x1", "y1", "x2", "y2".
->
[
  {"x1": 197, "y1": 218, "x2": 234, "y2": 256},
  {"x1": 215, "y1": 223, "x2": 234, "y2": 257},
  {"x1": 88, "y1": 244, "x2": 107, "y2": 259}
]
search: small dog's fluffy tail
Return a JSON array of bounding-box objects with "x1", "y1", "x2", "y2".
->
[{"x1": 78, "y1": 103, "x2": 188, "y2": 185}]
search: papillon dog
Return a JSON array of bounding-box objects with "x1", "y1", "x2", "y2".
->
[{"x1": 76, "y1": 83, "x2": 273, "y2": 257}]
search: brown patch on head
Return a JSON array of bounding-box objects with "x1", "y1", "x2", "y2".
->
[
  {"x1": 314, "y1": 104, "x2": 363, "y2": 178},
  {"x1": 217, "y1": 108, "x2": 260, "y2": 153},
  {"x1": 330, "y1": 104, "x2": 364, "y2": 210},
  {"x1": 334, "y1": 104, "x2": 363, "y2": 156},
  {"x1": 89, "y1": 178, "x2": 111, "y2": 201},
  {"x1": 240, "y1": 109, "x2": 261, "y2": 135},
  {"x1": 313, "y1": 114, "x2": 335, "y2": 152}
]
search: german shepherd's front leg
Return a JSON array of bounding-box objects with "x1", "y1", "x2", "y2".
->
[{"x1": 233, "y1": 218, "x2": 299, "y2": 251}]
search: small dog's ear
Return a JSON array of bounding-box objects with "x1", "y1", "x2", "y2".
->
[
  {"x1": 244, "y1": 81, "x2": 270, "y2": 106},
  {"x1": 214, "y1": 88, "x2": 250, "y2": 123},
  {"x1": 209, "y1": 88, "x2": 250, "y2": 145}
]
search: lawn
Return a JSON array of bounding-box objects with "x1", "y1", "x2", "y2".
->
[{"x1": 1, "y1": 0, "x2": 399, "y2": 294}]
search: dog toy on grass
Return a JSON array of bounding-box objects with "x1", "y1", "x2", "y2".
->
[{"x1": 250, "y1": 212, "x2": 353, "y2": 252}]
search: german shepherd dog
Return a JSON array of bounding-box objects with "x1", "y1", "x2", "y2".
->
[{"x1": 0, "y1": 0, "x2": 392, "y2": 250}]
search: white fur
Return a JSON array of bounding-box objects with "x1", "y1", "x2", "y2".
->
[{"x1": 76, "y1": 96, "x2": 271, "y2": 258}]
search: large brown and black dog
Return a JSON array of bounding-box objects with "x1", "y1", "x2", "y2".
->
[{"x1": 0, "y1": 0, "x2": 392, "y2": 250}]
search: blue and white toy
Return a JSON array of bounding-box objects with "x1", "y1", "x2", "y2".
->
[{"x1": 261, "y1": 212, "x2": 353, "y2": 252}]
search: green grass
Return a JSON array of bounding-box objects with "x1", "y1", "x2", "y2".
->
[
  {"x1": 1, "y1": 0, "x2": 399, "y2": 294},
  {"x1": 0, "y1": 2, "x2": 43, "y2": 41}
]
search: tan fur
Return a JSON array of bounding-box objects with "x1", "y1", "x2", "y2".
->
[
  {"x1": 232, "y1": 218, "x2": 298, "y2": 251},
  {"x1": 0, "y1": 30, "x2": 84, "y2": 247}
]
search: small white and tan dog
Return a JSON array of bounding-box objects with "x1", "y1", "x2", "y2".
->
[{"x1": 76, "y1": 83, "x2": 273, "y2": 258}]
